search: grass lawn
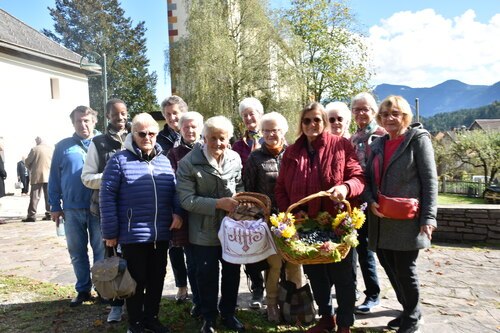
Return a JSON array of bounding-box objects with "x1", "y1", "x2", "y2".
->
[
  {"x1": 438, "y1": 193, "x2": 485, "y2": 205},
  {"x1": 0, "y1": 275, "x2": 385, "y2": 333}
]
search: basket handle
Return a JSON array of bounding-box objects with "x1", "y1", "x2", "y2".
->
[
  {"x1": 230, "y1": 195, "x2": 271, "y2": 220},
  {"x1": 285, "y1": 191, "x2": 351, "y2": 216}
]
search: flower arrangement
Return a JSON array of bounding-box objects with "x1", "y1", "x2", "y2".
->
[{"x1": 270, "y1": 201, "x2": 367, "y2": 263}]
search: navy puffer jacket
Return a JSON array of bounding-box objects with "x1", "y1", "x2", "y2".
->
[{"x1": 100, "y1": 134, "x2": 183, "y2": 245}]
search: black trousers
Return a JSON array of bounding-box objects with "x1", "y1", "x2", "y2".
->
[
  {"x1": 121, "y1": 241, "x2": 168, "y2": 324},
  {"x1": 377, "y1": 248, "x2": 421, "y2": 327},
  {"x1": 303, "y1": 249, "x2": 355, "y2": 327},
  {"x1": 191, "y1": 244, "x2": 241, "y2": 321}
]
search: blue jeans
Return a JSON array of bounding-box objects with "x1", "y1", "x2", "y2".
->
[
  {"x1": 354, "y1": 223, "x2": 380, "y2": 300},
  {"x1": 64, "y1": 208, "x2": 105, "y2": 293},
  {"x1": 192, "y1": 244, "x2": 241, "y2": 321}
]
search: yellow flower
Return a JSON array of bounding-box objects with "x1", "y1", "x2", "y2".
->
[
  {"x1": 351, "y1": 208, "x2": 366, "y2": 229},
  {"x1": 332, "y1": 211, "x2": 348, "y2": 229},
  {"x1": 270, "y1": 214, "x2": 279, "y2": 227},
  {"x1": 282, "y1": 225, "x2": 296, "y2": 239},
  {"x1": 285, "y1": 213, "x2": 295, "y2": 223}
]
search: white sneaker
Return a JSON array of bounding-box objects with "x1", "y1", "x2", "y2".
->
[{"x1": 107, "y1": 305, "x2": 123, "y2": 323}]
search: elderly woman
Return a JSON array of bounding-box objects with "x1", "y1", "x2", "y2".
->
[
  {"x1": 349, "y1": 92, "x2": 387, "y2": 315},
  {"x1": 176, "y1": 116, "x2": 245, "y2": 333},
  {"x1": 166, "y1": 111, "x2": 204, "y2": 317},
  {"x1": 275, "y1": 102, "x2": 364, "y2": 333},
  {"x1": 232, "y1": 96, "x2": 266, "y2": 309},
  {"x1": 243, "y1": 112, "x2": 303, "y2": 323},
  {"x1": 364, "y1": 96, "x2": 437, "y2": 333},
  {"x1": 100, "y1": 113, "x2": 183, "y2": 333},
  {"x1": 325, "y1": 101, "x2": 351, "y2": 138}
]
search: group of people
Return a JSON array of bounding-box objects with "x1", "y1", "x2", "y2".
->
[{"x1": 42, "y1": 91, "x2": 436, "y2": 333}]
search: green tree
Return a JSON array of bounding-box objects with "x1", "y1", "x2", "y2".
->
[
  {"x1": 43, "y1": 0, "x2": 158, "y2": 128},
  {"x1": 279, "y1": 0, "x2": 372, "y2": 103},
  {"x1": 451, "y1": 130, "x2": 500, "y2": 186},
  {"x1": 168, "y1": 0, "x2": 303, "y2": 134}
]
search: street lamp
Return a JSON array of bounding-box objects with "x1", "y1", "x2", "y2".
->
[{"x1": 80, "y1": 52, "x2": 108, "y2": 130}]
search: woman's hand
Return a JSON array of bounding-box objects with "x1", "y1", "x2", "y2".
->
[
  {"x1": 370, "y1": 202, "x2": 385, "y2": 218},
  {"x1": 170, "y1": 214, "x2": 183, "y2": 230},
  {"x1": 420, "y1": 225, "x2": 435, "y2": 240},
  {"x1": 216, "y1": 197, "x2": 239, "y2": 213},
  {"x1": 104, "y1": 238, "x2": 117, "y2": 247},
  {"x1": 327, "y1": 185, "x2": 349, "y2": 202}
]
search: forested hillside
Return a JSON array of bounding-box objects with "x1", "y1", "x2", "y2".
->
[{"x1": 421, "y1": 102, "x2": 500, "y2": 132}]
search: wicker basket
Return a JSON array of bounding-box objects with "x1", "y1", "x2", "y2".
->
[
  {"x1": 272, "y1": 191, "x2": 353, "y2": 265},
  {"x1": 228, "y1": 192, "x2": 271, "y2": 221}
]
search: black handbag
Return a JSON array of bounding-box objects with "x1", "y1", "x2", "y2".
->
[{"x1": 277, "y1": 263, "x2": 316, "y2": 325}]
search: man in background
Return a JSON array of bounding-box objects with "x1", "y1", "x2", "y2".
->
[
  {"x1": 81, "y1": 98, "x2": 128, "y2": 322},
  {"x1": 22, "y1": 137, "x2": 53, "y2": 222},
  {"x1": 48, "y1": 106, "x2": 104, "y2": 307}
]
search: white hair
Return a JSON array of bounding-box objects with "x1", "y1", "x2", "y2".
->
[
  {"x1": 132, "y1": 112, "x2": 159, "y2": 132},
  {"x1": 351, "y1": 92, "x2": 378, "y2": 113},
  {"x1": 178, "y1": 111, "x2": 204, "y2": 130},
  {"x1": 325, "y1": 101, "x2": 352, "y2": 124},
  {"x1": 260, "y1": 112, "x2": 289, "y2": 134},
  {"x1": 202, "y1": 116, "x2": 234, "y2": 139},
  {"x1": 238, "y1": 97, "x2": 264, "y2": 117}
]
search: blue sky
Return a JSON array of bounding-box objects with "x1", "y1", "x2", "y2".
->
[{"x1": 1, "y1": 0, "x2": 499, "y2": 102}]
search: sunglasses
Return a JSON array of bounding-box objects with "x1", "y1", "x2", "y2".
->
[
  {"x1": 135, "y1": 131, "x2": 157, "y2": 138},
  {"x1": 379, "y1": 111, "x2": 403, "y2": 119},
  {"x1": 302, "y1": 117, "x2": 322, "y2": 125},
  {"x1": 329, "y1": 116, "x2": 344, "y2": 123}
]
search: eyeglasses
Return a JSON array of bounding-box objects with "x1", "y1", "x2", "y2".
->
[
  {"x1": 302, "y1": 117, "x2": 322, "y2": 125},
  {"x1": 352, "y1": 107, "x2": 371, "y2": 115},
  {"x1": 135, "y1": 131, "x2": 157, "y2": 138},
  {"x1": 262, "y1": 129, "x2": 281, "y2": 135},
  {"x1": 329, "y1": 116, "x2": 344, "y2": 123},
  {"x1": 379, "y1": 110, "x2": 403, "y2": 119}
]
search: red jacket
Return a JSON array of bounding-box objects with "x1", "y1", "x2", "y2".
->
[{"x1": 275, "y1": 132, "x2": 365, "y2": 217}]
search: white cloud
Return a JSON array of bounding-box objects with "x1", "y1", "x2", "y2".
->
[{"x1": 366, "y1": 9, "x2": 500, "y2": 87}]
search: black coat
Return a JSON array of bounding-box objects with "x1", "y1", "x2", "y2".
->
[{"x1": 0, "y1": 155, "x2": 6, "y2": 197}]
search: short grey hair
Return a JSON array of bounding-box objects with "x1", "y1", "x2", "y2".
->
[
  {"x1": 202, "y1": 116, "x2": 234, "y2": 139},
  {"x1": 131, "y1": 113, "x2": 159, "y2": 133},
  {"x1": 69, "y1": 105, "x2": 98, "y2": 123},
  {"x1": 351, "y1": 92, "x2": 378, "y2": 113},
  {"x1": 325, "y1": 101, "x2": 352, "y2": 124},
  {"x1": 260, "y1": 112, "x2": 289, "y2": 134},
  {"x1": 178, "y1": 111, "x2": 204, "y2": 130},
  {"x1": 160, "y1": 95, "x2": 188, "y2": 116},
  {"x1": 238, "y1": 97, "x2": 264, "y2": 117}
]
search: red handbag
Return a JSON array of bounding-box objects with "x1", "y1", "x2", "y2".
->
[
  {"x1": 373, "y1": 155, "x2": 420, "y2": 220},
  {"x1": 377, "y1": 192, "x2": 419, "y2": 219}
]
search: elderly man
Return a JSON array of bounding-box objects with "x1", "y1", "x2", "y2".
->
[
  {"x1": 22, "y1": 137, "x2": 54, "y2": 222},
  {"x1": 81, "y1": 98, "x2": 128, "y2": 322},
  {"x1": 48, "y1": 106, "x2": 105, "y2": 307},
  {"x1": 350, "y1": 92, "x2": 387, "y2": 314}
]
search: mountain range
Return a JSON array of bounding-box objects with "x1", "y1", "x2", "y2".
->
[{"x1": 373, "y1": 80, "x2": 500, "y2": 117}]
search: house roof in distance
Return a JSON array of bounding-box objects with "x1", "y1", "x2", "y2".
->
[
  {"x1": 0, "y1": 9, "x2": 98, "y2": 74},
  {"x1": 469, "y1": 119, "x2": 500, "y2": 131}
]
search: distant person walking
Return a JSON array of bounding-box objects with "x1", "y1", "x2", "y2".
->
[
  {"x1": 48, "y1": 106, "x2": 105, "y2": 307},
  {"x1": 23, "y1": 137, "x2": 53, "y2": 222},
  {"x1": 0, "y1": 153, "x2": 6, "y2": 199},
  {"x1": 17, "y1": 157, "x2": 29, "y2": 195}
]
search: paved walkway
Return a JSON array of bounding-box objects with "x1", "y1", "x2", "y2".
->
[{"x1": 1, "y1": 194, "x2": 499, "y2": 332}]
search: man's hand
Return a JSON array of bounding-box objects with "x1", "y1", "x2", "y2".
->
[
  {"x1": 51, "y1": 211, "x2": 64, "y2": 223},
  {"x1": 216, "y1": 197, "x2": 239, "y2": 213}
]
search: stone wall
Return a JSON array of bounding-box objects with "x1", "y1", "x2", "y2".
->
[{"x1": 434, "y1": 205, "x2": 500, "y2": 244}]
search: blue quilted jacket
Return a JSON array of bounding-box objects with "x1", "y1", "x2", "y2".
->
[{"x1": 100, "y1": 134, "x2": 182, "y2": 245}]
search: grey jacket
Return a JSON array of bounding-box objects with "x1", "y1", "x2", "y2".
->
[
  {"x1": 364, "y1": 123, "x2": 438, "y2": 251},
  {"x1": 176, "y1": 144, "x2": 243, "y2": 246}
]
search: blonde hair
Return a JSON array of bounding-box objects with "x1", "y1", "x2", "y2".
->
[
  {"x1": 132, "y1": 113, "x2": 159, "y2": 132},
  {"x1": 377, "y1": 95, "x2": 413, "y2": 128}
]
